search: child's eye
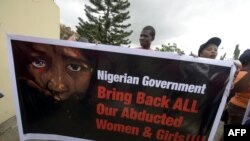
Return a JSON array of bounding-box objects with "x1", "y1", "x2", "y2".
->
[
  {"x1": 67, "y1": 64, "x2": 82, "y2": 72},
  {"x1": 32, "y1": 59, "x2": 46, "y2": 68},
  {"x1": 67, "y1": 63, "x2": 92, "y2": 72}
]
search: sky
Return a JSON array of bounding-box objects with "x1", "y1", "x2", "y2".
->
[{"x1": 54, "y1": 0, "x2": 250, "y2": 59}]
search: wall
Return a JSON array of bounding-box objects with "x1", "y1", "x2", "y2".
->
[{"x1": 0, "y1": 0, "x2": 59, "y2": 124}]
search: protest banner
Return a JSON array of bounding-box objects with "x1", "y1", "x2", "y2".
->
[{"x1": 7, "y1": 34, "x2": 235, "y2": 141}]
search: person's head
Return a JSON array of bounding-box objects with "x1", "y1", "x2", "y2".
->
[
  {"x1": 239, "y1": 49, "x2": 250, "y2": 67},
  {"x1": 139, "y1": 25, "x2": 155, "y2": 49},
  {"x1": 198, "y1": 37, "x2": 221, "y2": 59},
  {"x1": 13, "y1": 41, "x2": 95, "y2": 101}
]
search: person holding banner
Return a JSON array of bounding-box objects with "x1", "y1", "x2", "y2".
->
[
  {"x1": 180, "y1": 37, "x2": 227, "y2": 135},
  {"x1": 12, "y1": 40, "x2": 96, "y2": 138},
  {"x1": 198, "y1": 37, "x2": 221, "y2": 59},
  {"x1": 180, "y1": 37, "x2": 222, "y2": 80},
  {"x1": 136, "y1": 25, "x2": 155, "y2": 50},
  {"x1": 227, "y1": 49, "x2": 250, "y2": 125}
]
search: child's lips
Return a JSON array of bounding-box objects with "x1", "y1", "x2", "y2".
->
[{"x1": 52, "y1": 92, "x2": 71, "y2": 101}]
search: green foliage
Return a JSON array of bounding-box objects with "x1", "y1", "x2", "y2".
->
[
  {"x1": 76, "y1": 0, "x2": 133, "y2": 45},
  {"x1": 155, "y1": 43, "x2": 184, "y2": 53},
  {"x1": 233, "y1": 44, "x2": 240, "y2": 60},
  {"x1": 60, "y1": 24, "x2": 76, "y2": 40}
]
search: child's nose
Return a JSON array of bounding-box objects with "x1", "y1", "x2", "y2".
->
[{"x1": 47, "y1": 78, "x2": 68, "y2": 93}]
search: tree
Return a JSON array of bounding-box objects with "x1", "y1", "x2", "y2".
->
[
  {"x1": 76, "y1": 0, "x2": 133, "y2": 45},
  {"x1": 60, "y1": 24, "x2": 76, "y2": 40},
  {"x1": 155, "y1": 43, "x2": 184, "y2": 54},
  {"x1": 233, "y1": 44, "x2": 240, "y2": 60}
]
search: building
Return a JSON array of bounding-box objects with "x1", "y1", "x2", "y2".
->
[{"x1": 0, "y1": 0, "x2": 59, "y2": 124}]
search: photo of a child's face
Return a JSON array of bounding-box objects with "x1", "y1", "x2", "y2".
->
[{"x1": 13, "y1": 42, "x2": 94, "y2": 101}]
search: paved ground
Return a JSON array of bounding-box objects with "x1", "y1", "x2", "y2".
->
[
  {"x1": 0, "y1": 116, "x2": 19, "y2": 141},
  {"x1": 0, "y1": 116, "x2": 224, "y2": 141},
  {"x1": 214, "y1": 121, "x2": 224, "y2": 141}
]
